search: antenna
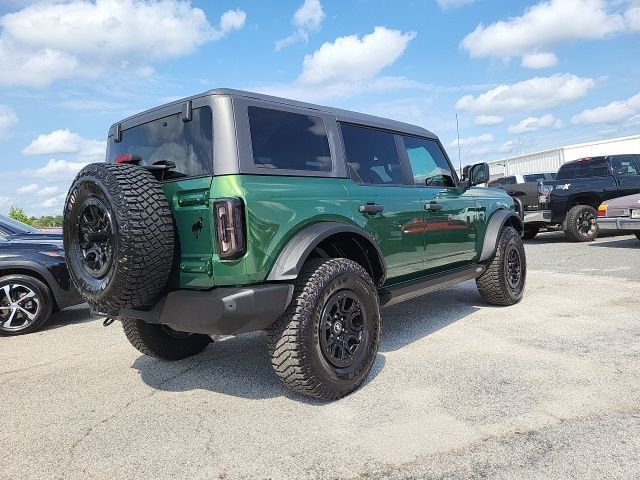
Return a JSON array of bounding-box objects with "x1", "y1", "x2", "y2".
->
[{"x1": 456, "y1": 114, "x2": 462, "y2": 177}]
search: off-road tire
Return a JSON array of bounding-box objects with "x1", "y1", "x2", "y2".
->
[
  {"x1": 122, "y1": 319, "x2": 211, "y2": 360},
  {"x1": 267, "y1": 258, "x2": 380, "y2": 400},
  {"x1": 476, "y1": 226, "x2": 526, "y2": 306},
  {"x1": 522, "y1": 226, "x2": 540, "y2": 240},
  {"x1": 564, "y1": 204, "x2": 599, "y2": 242},
  {"x1": 63, "y1": 163, "x2": 174, "y2": 310},
  {"x1": 0, "y1": 275, "x2": 54, "y2": 336}
]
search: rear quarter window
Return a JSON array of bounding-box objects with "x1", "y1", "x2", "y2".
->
[
  {"x1": 556, "y1": 163, "x2": 576, "y2": 180},
  {"x1": 248, "y1": 106, "x2": 332, "y2": 172}
]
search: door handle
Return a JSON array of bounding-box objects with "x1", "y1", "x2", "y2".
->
[
  {"x1": 425, "y1": 202, "x2": 443, "y2": 211},
  {"x1": 358, "y1": 203, "x2": 384, "y2": 214}
]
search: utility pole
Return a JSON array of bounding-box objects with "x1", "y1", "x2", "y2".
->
[{"x1": 456, "y1": 114, "x2": 462, "y2": 177}]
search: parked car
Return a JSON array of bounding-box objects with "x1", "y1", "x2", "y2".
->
[
  {"x1": 597, "y1": 193, "x2": 640, "y2": 241},
  {"x1": 0, "y1": 233, "x2": 83, "y2": 335},
  {"x1": 0, "y1": 214, "x2": 62, "y2": 240},
  {"x1": 63, "y1": 88, "x2": 526, "y2": 400},
  {"x1": 487, "y1": 173, "x2": 557, "y2": 239},
  {"x1": 487, "y1": 172, "x2": 556, "y2": 187}
]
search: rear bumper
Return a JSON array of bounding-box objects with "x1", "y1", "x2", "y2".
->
[
  {"x1": 523, "y1": 210, "x2": 552, "y2": 224},
  {"x1": 597, "y1": 217, "x2": 640, "y2": 231},
  {"x1": 104, "y1": 283, "x2": 294, "y2": 336}
]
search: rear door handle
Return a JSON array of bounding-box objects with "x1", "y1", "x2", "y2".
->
[
  {"x1": 425, "y1": 202, "x2": 443, "y2": 211},
  {"x1": 359, "y1": 203, "x2": 384, "y2": 214}
]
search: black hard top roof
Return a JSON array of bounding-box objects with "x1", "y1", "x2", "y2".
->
[{"x1": 111, "y1": 88, "x2": 438, "y2": 140}]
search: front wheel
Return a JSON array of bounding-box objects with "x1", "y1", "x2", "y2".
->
[
  {"x1": 476, "y1": 226, "x2": 526, "y2": 306},
  {"x1": 564, "y1": 205, "x2": 599, "y2": 242},
  {"x1": 267, "y1": 258, "x2": 381, "y2": 400},
  {"x1": 0, "y1": 275, "x2": 54, "y2": 336}
]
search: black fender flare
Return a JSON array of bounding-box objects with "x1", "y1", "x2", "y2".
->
[
  {"x1": 479, "y1": 210, "x2": 524, "y2": 262},
  {"x1": 0, "y1": 260, "x2": 64, "y2": 305},
  {"x1": 266, "y1": 222, "x2": 386, "y2": 283}
]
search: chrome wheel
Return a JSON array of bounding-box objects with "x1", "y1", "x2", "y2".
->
[{"x1": 0, "y1": 283, "x2": 41, "y2": 332}]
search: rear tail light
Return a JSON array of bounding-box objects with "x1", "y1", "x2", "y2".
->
[
  {"x1": 537, "y1": 183, "x2": 553, "y2": 204},
  {"x1": 597, "y1": 204, "x2": 608, "y2": 218},
  {"x1": 214, "y1": 198, "x2": 246, "y2": 259}
]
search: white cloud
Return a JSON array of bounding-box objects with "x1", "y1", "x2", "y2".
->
[
  {"x1": 23, "y1": 129, "x2": 83, "y2": 155},
  {"x1": 571, "y1": 92, "x2": 640, "y2": 125},
  {"x1": 38, "y1": 186, "x2": 59, "y2": 197},
  {"x1": 461, "y1": 0, "x2": 625, "y2": 68},
  {"x1": 437, "y1": 0, "x2": 475, "y2": 9},
  {"x1": 499, "y1": 140, "x2": 517, "y2": 153},
  {"x1": 0, "y1": 1, "x2": 246, "y2": 87},
  {"x1": 448, "y1": 133, "x2": 494, "y2": 148},
  {"x1": 22, "y1": 129, "x2": 106, "y2": 163},
  {"x1": 276, "y1": 0, "x2": 325, "y2": 50},
  {"x1": 0, "y1": 105, "x2": 17, "y2": 138},
  {"x1": 456, "y1": 74, "x2": 595, "y2": 115},
  {"x1": 299, "y1": 27, "x2": 416, "y2": 85},
  {"x1": 22, "y1": 159, "x2": 92, "y2": 179},
  {"x1": 17, "y1": 183, "x2": 39, "y2": 195},
  {"x1": 626, "y1": 6, "x2": 640, "y2": 31},
  {"x1": 0, "y1": 197, "x2": 11, "y2": 207},
  {"x1": 474, "y1": 115, "x2": 504, "y2": 126},
  {"x1": 41, "y1": 194, "x2": 67, "y2": 209},
  {"x1": 507, "y1": 114, "x2": 563, "y2": 134},
  {"x1": 521, "y1": 52, "x2": 558, "y2": 69}
]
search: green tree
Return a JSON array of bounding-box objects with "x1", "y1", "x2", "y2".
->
[{"x1": 8, "y1": 207, "x2": 34, "y2": 226}]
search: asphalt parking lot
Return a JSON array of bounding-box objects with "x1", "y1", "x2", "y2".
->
[{"x1": 1, "y1": 232, "x2": 639, "y2": 480}]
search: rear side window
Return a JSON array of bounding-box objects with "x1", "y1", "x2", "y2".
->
[
  {"x1": 108, "y1": 107, "x2": 213, "y2": 179},
  {"x1": 588, "y1": 158, "x2": 609, "y2": 177},
  {"x1": 556, "y1": 163, "x2": 576, "y2": 180},
  {"x1": 524, "y1": 174, "x2": 546, "y2": 183},
  {"x1": 341, "y1": 124, "x2": 404, "y2": 185},
  {"x1": 402, "y1": 136, "x2": 455, "y2": 187},
  {"x1": 248, "y1": 107, "x2": 332, "y2": 172}
]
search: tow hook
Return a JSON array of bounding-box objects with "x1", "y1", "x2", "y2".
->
[{"x1": 103, "y1": 317, "x2": 116, "y2": 327}]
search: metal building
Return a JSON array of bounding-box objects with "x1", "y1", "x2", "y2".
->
[{"x1": 487, "y1": 134, "x2": 640, "y2": 178}]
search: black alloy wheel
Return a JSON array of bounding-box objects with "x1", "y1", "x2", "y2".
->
[
  {"x1": 505, "y1": 246, "x2": 523, "y2": 291},
  {"x1": 319, "y1": 291, "x2": 367, "y2": 369},
  {"x1": 77, "y1": 197, "x2": 114, "y2": 279},
  {"x1": 576, "y1": 210, "x2": 597, "y2": 239}
]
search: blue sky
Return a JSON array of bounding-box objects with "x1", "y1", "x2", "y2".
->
[{"x1": 1, "y1": 0, "x2": 639, "y2": 215}]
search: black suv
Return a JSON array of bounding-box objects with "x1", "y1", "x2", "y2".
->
[{"x1": 0, "y1": 216, "x2": 82, "y2": 335}]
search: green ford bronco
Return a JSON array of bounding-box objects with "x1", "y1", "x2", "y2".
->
[{"x1": 63, "y1": 89, "x2": 526, "y2": 400}]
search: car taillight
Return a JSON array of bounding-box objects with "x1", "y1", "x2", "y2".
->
[
  {"x1": 214, "y1": 198, "x2": 246, "y2": 259},
  {"x1": 115, "y1": 153, "x2": 142, "y2": 165},
  {"x1": 597, "y1": 204, "x2": 608, "y2": 218},
  {"x1": 537, "y1": 183, "x2": 553, "y2": 204}
]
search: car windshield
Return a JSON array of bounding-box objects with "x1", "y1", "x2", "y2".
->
[{"x1": 0, "y1": 214, "x2": 40, "y2": 235}]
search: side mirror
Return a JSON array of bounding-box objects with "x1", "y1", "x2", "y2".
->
[{"x1": 469, "y1": 162, "x2": 490, "y2": 186}]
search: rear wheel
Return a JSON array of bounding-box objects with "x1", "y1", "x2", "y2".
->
[
  {"x1": 476, "y1": 226, "x2": 526, "y2": 306},
  {"x1": 267, "y1": 258, "x2": 380, "y2": 400},
  {"x1": 122, "y1": 319, "x2": 211, "y2": 360},
  {"x1": 522, "y1": 226, "x2": 539, "y2": 240},
  {"x1": 0, "y1": 275, "x2": 53, "y2": 336},
  {"x1": 564, "y1": 205, "x2": 599, "y2": 242}
]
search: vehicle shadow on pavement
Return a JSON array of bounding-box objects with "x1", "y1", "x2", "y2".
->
[
  {"x1": 588, "y1": 237, "x2": 640, "y2": 249},
  {"x1": 45, "y1": 304, "x2": 99, "y2": 331},
  {"x1": 131, "y1": 282, "x2": 479, "y2": 402},
  {"x1": 379, "y1": 281, "x2": 480, "y2": 353}
]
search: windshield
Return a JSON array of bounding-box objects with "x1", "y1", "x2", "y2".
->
[{"x1": 0, "y1": 214, "x2": 40, "y2": 235}]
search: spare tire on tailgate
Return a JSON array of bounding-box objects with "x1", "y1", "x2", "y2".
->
[{"x1": 63, "y1": 163, "x2": 174, "y2": 311}]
